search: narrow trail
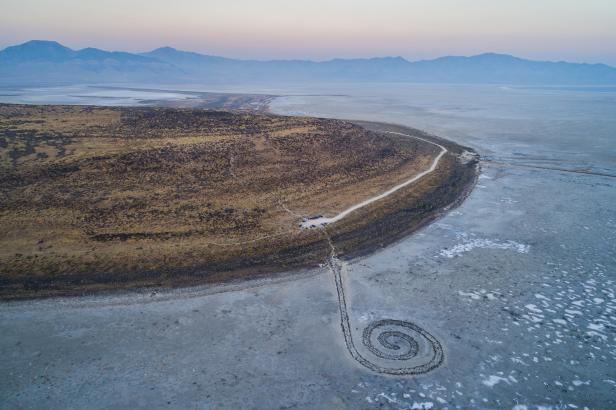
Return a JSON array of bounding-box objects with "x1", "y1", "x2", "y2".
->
[
  {"x1": 302, "y1": 131, "x2": 448, "y2": 228},
  {"x1": 202, "y1": 229, "x2": 295, "y2": 247},
  {"x1": 228, "y1": 154, "x2": 237, "y2": 179}
]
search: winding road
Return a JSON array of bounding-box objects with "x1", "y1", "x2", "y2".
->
[
  {"x1": 308, "y1": 130, "x2": 449, "y2": 375},
  {"x1": 301, "y1": 131, "x2": 448, "y2": 228}
]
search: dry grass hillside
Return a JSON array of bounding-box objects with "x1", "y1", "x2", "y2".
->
[{"x1": 0, "y1": 104, "x2": 476, "y2": 298}]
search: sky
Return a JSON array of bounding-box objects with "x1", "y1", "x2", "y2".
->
[{"x1": 1, "y1": 0, "x2": 616, "y2": 65}]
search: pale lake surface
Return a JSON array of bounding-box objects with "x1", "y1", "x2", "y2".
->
[{"x1": 1, "y1": 83, "x2": 615, "y2": 409}]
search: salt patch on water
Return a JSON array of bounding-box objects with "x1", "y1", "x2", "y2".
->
[
  {"x1": 377, "y1": 392, "x2": 398, "y2": 403},
  {"x1": 411, "y1": 402, "x2": 434, "y2": 410},
  {"x1": 588, "y1": 323, "x2": 605, "y2": 331},
  {"x1": 440, "y1": 238, "x2": 530, "y2": 258},
  {"x1": 585, "y1": 331, "x2": 608, "y2": 340},
  {"x1": 458, "y1": 291, "x2": 481, "y2": 300},
  {"x1": 482, "y1": 375, "x2": 510, "y2": 387},
  {"x1": 525, "y1": 304, "x2": 543, "y2": 314}
]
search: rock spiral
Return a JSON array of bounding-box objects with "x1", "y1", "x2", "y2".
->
[
  {"x1": 361, "y1": 319, "x2": 443, "y2": 374},
  {"x1": 325, "y1": 235, "x2": 444, "y2": 375}
]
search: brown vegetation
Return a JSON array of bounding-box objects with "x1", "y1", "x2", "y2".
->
[{"x1": 0, "y1": 104, "x2": 477, "y2": 298}]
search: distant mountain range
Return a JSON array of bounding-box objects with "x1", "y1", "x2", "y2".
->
[{"x1": 2, "y1": 40, "x2": 616, "y2": 86}]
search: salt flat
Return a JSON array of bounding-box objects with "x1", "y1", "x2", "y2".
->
[{"x1": 1, "y1": 83, "x2": 615, "y2": 409}]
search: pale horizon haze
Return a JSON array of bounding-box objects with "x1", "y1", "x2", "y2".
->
[{"x1": 1, "y1": 0, "x2": 616, "y2": 65}]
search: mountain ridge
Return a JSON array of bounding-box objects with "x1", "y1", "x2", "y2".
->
[{"x1": 2, "y1": 40, "x2": 616, "y2": 85}]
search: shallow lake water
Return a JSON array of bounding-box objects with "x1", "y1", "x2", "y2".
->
[
  {"x1": 0, "y1": 84, "x2": 191, "y2": 106},
  {"x1": 1, "y1": 83, "x2": 615, "y2": 409}
]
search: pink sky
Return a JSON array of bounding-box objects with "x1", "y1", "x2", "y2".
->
[{"x1": 2, "y1": 0, "x2": 615, "y2": 65}]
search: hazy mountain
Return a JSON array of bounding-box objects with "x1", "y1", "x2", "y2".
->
[
  {"x1": 408, "y1": 53, "x2": 616, "y2": 84},
  {"x1": 0, "y1": 40, "x2": 183, "y2": 84},
  {"x1": 143, "y1": 46, "x2": 234, "y2": 66},
  {"x1": 2, "y1": 40, "x2": 616, "y2": 86},
  {"x1": 0, "y1": 40, "x2": 76, "y2": 63}
]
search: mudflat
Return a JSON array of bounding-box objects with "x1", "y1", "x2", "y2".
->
[{"x1": 0, "y1": 104, "x2": 477, "y2": 298}]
